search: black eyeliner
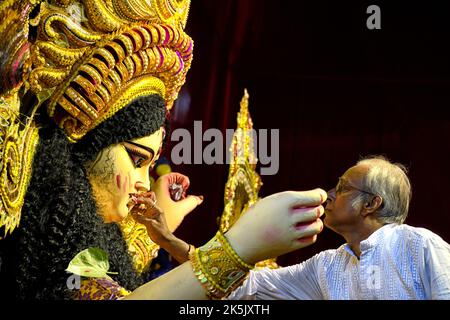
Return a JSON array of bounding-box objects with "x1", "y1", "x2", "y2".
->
[{"x1": 124, "y1": 140, "x2": 155, "y2": 157}]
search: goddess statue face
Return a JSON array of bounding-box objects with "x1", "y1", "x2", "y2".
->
[{"x1": 87, "y1": 127, "x2": 165, "y2": 223}]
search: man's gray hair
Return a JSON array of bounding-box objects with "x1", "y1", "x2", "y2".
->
[{"x1": 351, "y1": 155, "x2": 412, "y2": 224}]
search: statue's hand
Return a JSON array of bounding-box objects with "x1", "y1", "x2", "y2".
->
[
  {"x1": 225, "y1": 189, "x2": 327, "y2": 264},
  {"x1": 152, "y1": 172, "x2": 203, "y2": 232}
]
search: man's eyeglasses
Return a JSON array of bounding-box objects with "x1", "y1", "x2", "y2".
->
[{"x1": 334, "y1": 177, "x2": 375, "y2": 196}]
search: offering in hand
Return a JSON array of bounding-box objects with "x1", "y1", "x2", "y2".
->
[{"x1": 169, "y1": 183, "x2": 184, "y2": 201}]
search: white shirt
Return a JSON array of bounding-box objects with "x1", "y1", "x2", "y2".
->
[{"x1": 228, "y1": 224, "x2": 450, "y2": 300}]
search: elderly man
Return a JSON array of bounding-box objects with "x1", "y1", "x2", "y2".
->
[{"x1": 228, "y1": 156, "x2": 450, "y2": 300}]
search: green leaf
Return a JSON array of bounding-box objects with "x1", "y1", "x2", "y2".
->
[{"x1": 66, "y1": 247, "x2": 118, "y2": 278}]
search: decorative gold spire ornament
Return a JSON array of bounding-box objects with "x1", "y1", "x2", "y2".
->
[
  {"x1": 0, "y1": 0, "x2": 193, "y2": 236},
  {"x1": 220, "y1": 89, "x2": 278, "y2": 269},
  {"x1": 220, "y1": 89, "x2": 261, "y2": 233},
  {"x1": 190, "y1": 90, "x2": 278, "y2": 299}
]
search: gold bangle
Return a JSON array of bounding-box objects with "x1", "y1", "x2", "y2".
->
[
  {"x1": 189, "y1": 232, "x2": 254, "y2": 300},
  {"x1": 189, "y1": 247, "x2": 219, "y2": 299},
  {"x1": 215, "y1": 231, "x2": 254, "y2": 270}
]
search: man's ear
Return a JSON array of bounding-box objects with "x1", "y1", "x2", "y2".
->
[{"x1": 361, "y1": 195, "x2": 383, "y2": 216}]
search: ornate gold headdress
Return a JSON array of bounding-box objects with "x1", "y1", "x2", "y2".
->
[{"x1": 0, "y1": 0, "x2": 193, "y2": 237}]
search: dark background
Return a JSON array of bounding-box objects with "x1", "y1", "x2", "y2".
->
[{"x1": 164, "y1": 0, "x2": 450, "y2": 266}]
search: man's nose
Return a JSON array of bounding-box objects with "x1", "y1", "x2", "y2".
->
[{"x1": 326, "y1": 188, "x2": 336, "y2": 205}]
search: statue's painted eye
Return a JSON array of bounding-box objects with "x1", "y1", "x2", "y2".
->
[
  {"x1": 124, "y1": 147, "x2": 148, "y2": 168},
  {"x1": 130, "y1": 153, "x2": 145, "y2": 168}
]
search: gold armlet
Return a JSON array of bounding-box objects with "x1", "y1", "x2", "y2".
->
[{"x1": 189, "y1": 231, "x2": 254, "y2": 300}]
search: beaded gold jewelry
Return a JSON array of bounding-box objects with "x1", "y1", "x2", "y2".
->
[
  {"x1": 0, "y1": 0, "x2": 41, "y2": 238},
  {"x1": 0, "y1": 0, "x2": 193, "y2": 235},
  {"x1": 189, "y1": 231, "x2": 254, "y2": 300},
  {"x1": 215, "y1": 230, "x2": 254, "y2": 270},
  {"x1": 119, "y1": 214, "x2": 160, "y2": 274},
  {"x1": 0, "y1": 97, "x2": 39, "y2": 238}
]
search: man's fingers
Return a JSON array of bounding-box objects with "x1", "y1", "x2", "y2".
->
[{"x1": 288, "y1": 188, "x2": 327, "y2": 208}]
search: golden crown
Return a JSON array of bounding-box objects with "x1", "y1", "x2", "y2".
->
[
  {"x1": 0, "y1": 0, "x2": 193, "y2": 236},
  {"x1": 31, "y1": 0, "x2": 192, "y2": 141}
]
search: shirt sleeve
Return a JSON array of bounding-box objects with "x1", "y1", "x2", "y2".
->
[
  {"x1": 227, "y1": 254, "x2": 323, "y2": 300},
  {"x1": 422, "y1": 234, "x2": 450, "y2": 300}
]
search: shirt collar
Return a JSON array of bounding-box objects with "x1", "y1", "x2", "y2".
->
[
  {"x1": 360, "y1": 223, "x2": 397, "y2": 251},
  {"x1": 343, "y1": 223, "x2": 397, "y2": 256}
]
